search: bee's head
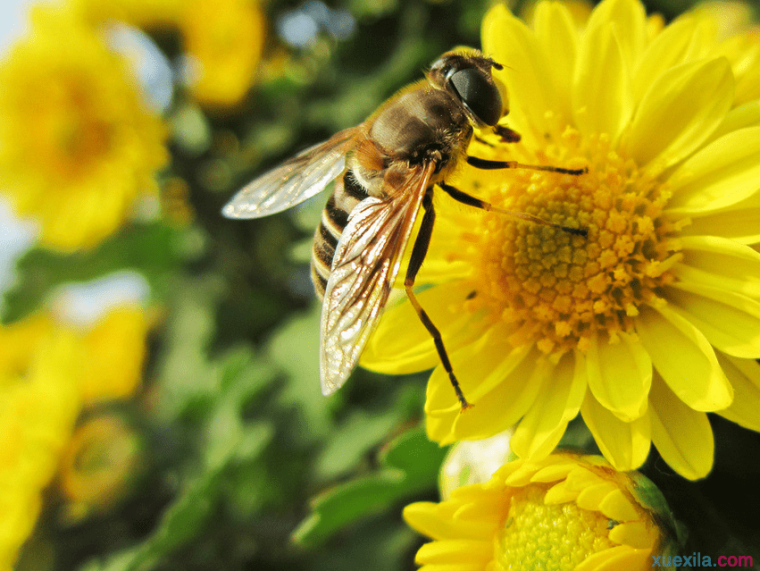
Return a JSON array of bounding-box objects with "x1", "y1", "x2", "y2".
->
[{"x1": 429, "y1": 49, "x2": 509, "y2": 128}]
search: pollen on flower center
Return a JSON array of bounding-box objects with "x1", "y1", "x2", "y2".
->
[
  {"x1": 465, "y1": 129, "x2": 683, "y2": 354},
  {"x1": 495, "y1": 485, "x2": 614, "y2": 571}
]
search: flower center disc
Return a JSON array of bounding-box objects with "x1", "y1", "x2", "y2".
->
[
  {"x1": 465, "y1": 130, "x2": 681, "y2": 354},
  {"x1": 495, "y1": 485, "x2": 614, "y2": 571}
]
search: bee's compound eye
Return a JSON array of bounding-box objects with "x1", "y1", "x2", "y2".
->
[{"x1": 449, "y1": 68, "x2": 502, "y2": 127}]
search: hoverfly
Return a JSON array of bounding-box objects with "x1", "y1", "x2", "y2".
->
[{"x1": 223, "y1": 49, "x2": 586, "y2": 410}]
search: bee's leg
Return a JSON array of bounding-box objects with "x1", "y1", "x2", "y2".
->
[
  {"x1": 438, "y1": 181, "x2": 588, "y2": 237},
  {"x1": 405, "y1": 190, "x2": 471, "y2": 411},
  {"x1": 467, "y1": 155, "x2": 587, "y2": 175}
]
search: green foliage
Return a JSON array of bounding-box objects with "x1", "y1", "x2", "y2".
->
[{"x1": 294, "y1": 427, "x2": 447, "y2": 546}]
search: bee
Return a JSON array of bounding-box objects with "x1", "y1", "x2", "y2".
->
[{"x1": 223, "y1": 49, "x2": 586, "y2": 410}]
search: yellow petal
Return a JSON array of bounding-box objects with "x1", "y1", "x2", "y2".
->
[
  {"x1": 674, "y1": 235, "x2": 760, "y2": 298},
  {"x1": 649, "y1": 375, "x2": 714, "y2": 480},
  {"x1": 586, "y1": 0, "x2": 647, "y2": 70},
  {"x1": 576, "y1": 481, "x2": 619, "y2": 511},
  {"x1": 403, "y1": 502, "x2": 442, "y2": 536},
  {"x1": 715, "y1": 353, "x2": 760, "y2": 431},
  {"x1": 587, "y1": 331, "x2": 652, "y2": 421},
  {"x1": 426, "y1": 409, "x2": 458, "y2": 445},
  {"x1": 533, "y1": 0, "x2": 578, "y2": 125},
  {"x1": 682, "y1": 203, "x2": 760, "y2": 244},
  {"x1": 665, "y1": 282, "x2": 760, "y2": 358},
  {"x1": 709, "y1": 99, "x2": 760, "y2": 142},
  {"x1": 574, "y1": 545, "x2": 650, "y2": 571},
  {"x1": 482, "y1": 4, "x2": 557, "y2": 145},
  {"x1": 636, "y1": 305, "x2": 733, "y2": 411},
  {"x1": 573, "y1": 16, "x2": 633, "y2": 142},
  {"x1": 727, "y1": 33, "x2": 760, "y2": 106},
  {"x1": 361, "y1": 282, "x2": 486, "y2": 375},
  {"x1": 425, "y1": 328, "x2": 524, "y2": 414},
  {"x1": 598, "y1": 488, "x2": 640, "y2": 522},
  {"x1": 529, "y1": 462, "x2": 576, "y2": 484},
  {"x1": 608, "y1": 521, "x2": 657, "y2": 549},
  {"x1": 625, "y1": 57, "x2": 734, "y2": 174},
  {"x1": 503, "y1": 463, "x2": 541, "y2": 488},
  {"x1": 415, "y1": 565, "x2": 485, "y2": 571},
  {"x1": 581, "y1": 391, "x2": 651, "y2": 471},
  {"x1": 449, "y1": 343, "x2": 545, "y2": 441},
  {"x1": 510, "y1": 352, "x2": 586, "y2": 459},
  {"x1": 543, "y1": 479, "x2": 581, "y2": 505},
  {"x1": 665, "y1": 127, "x2": 760, "y2": 215},
  {"x1": 631, "y1": 15, "x2": 712, "y2": 104},
  {"x1": 404, "y1": 502, "x2": 493, "y2": 540},
  {"x1": 415, "y1": 539, "x2": 493, "y2": 564}
]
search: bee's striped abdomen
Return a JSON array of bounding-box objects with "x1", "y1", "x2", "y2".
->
[{"x1": 311, "y1": 171, "x2": 368, "y2": 299}]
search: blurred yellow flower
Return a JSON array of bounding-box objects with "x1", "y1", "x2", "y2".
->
[
  {"x1": 362, "y1": 0, "x2": 760, "y2": 479},
  {"x1": 181, "y1": 0, "x2": 265, "y2": 108},
  {"x1": 0, "y1": 6, "x2": 168, "y2": 251},
  {"x1": 405, "y1": 453, "x2": 677, "y2": 571},
  {"x1": 77, "y1": 305, "x2": 154, "y2": 404},
  {"x1": 0, "y1": 320, "x2": 80, "y2": 571},
  {"x1": 0, "y1": 304, "x2": 152, "y2": 566},
  {"x1": 59, "y1": 414, "x2": 144, "y2": 523},
  {"x1": 75, "y1": 0, "x2": 266, "y2": 108},
  {"x1": 71, "y1": 0, "x2": 185, "y2": 30}
]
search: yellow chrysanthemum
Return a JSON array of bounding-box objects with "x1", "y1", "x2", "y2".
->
[
  {"x1": 0, "y1": 305, "x2": 152, "y2": 566},
  {"x1": 362, "y1": 0, "x2": 760, "y2": 479},
  {"x1": 181, "y1": 0, "x2": 265, "y2": 108},
  {"x1": 75, "y1": 0, "x2": 266, "y2": 108},
  {"x1": 76, "y1": 305, "x2": 154, "y2": 404},
  {"x1": 59, "y1": 414, "x2": 143, "y2": 523},
  {"x1": 0, "y1": 6, "x2": 168, "y2": 251},
  {"x1": 405, "y1": 453, "x2": 677, "y2": 571},
  {"x1": 71, "y1": 0, "x2": 185, "y2": 30},
  {"x1": 0, "y1": 321, "x2": 80, "y2": 571}
]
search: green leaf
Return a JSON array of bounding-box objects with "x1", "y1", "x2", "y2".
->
[
  {"x1": 268, "y1": 305, "x2": 334, "y2": 438},
  {"x1": 292, "y1": 426, "x2": 446, "y2": 546},
  {"x1": 81, "y1": 467, "x2": 224, "y2": 571},
  {"x1": 315, "y1": 407, "x2": 402, "y2": 481},
  {"x1": 154, "y1": 275, "x2": 225, "y2": 421},
  {"x1": 306, "y1": 518, "x2": 418, "y2": 571},
  {"x1": 80, "y1": 351, "x2": 275, "y2": 571}
]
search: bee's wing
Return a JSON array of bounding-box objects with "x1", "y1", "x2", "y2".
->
[
  {"x1": 319, "y1": 162, "x2": 436, "y2": 395},
  {"x1": 222, "y1": 127, "x2": 362, "y2": 219}
]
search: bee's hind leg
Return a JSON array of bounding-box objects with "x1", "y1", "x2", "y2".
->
[{"x1": 404, "y1": 189, "x2": 471, "y2": 412}]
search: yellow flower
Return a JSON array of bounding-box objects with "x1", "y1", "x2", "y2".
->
[
  {"x1": 0, "y1": 321, "x2": 80, "y2": 570},
  {"x1": 76, "y1": 305, "x2": 154, "y2": 405},
  {"x1": 404, "y1": 453, "x2": 677, "y2": 571},
  {"x1": 0, "y1": 304, "x2": 152, "y2": 566},
  {"x1": 74, "y1": 0, "x2": 266, "y2": 108},
  {"x1": 0, "y1": 5, "x2": 168, "y2": 251},
  {"x1": 362, "y1": 0, "x2": 760, "y2": 479},
  {"x1": 71, "y1": 0, "x2": 186, "y2": 30},
  {"x1": 181, "y1": 0, "x2": 266, "y2": 108},
  {"x1": 59, "y1": 414, "x2": 143, "y2": 523}
]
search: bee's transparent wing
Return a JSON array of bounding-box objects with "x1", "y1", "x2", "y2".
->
[
  {"x1": 222, "y1": 127, "x2": 361, "y2": 219},
  {"x1": 319, "y1": 162, "x2": 436, "y2": 395}
]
